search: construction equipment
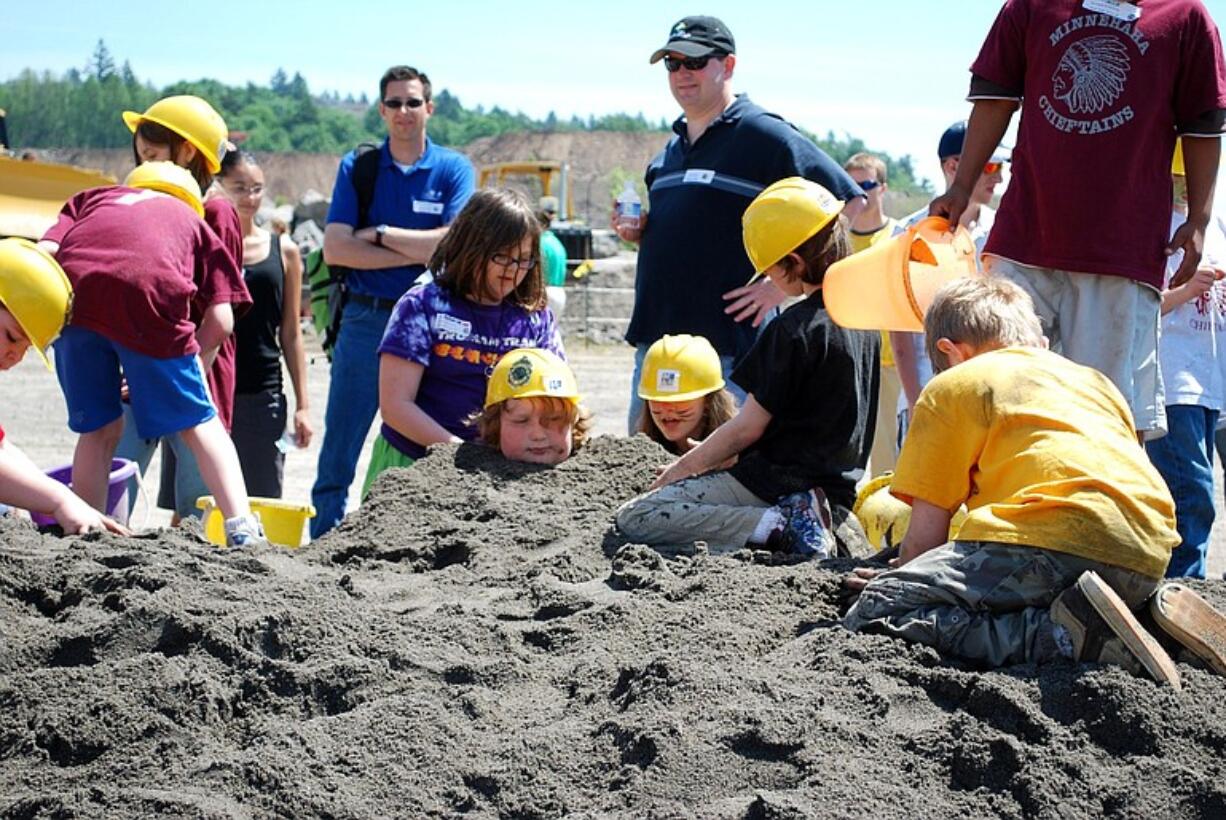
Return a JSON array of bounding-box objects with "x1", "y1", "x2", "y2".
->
[
  {"x1": 477, "y1": 160, "x2": 575, "y2": 221},
  {"x1": 0, "y1": 110, "x2": 116, "y2": 240}
]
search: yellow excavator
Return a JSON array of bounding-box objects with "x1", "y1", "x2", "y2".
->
[
  {"x1": 477, "y1": 160, "x2": 593, "y2": 277},
  {"x1": 0, "y1": 108, "x2": 115, "y2": 240}
]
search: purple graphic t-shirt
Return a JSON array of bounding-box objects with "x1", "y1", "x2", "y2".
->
[{"x1": 377, "y1": 280, "x2": 564, "y2": 458}]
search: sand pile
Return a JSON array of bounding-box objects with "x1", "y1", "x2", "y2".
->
[{"x1": 2, "y1": 435, "x2": 1225, "y2": 818}]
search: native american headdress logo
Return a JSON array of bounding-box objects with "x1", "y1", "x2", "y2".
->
[{"x1": 1051, "y1": 35, "x2": 1131, "y2": 114}]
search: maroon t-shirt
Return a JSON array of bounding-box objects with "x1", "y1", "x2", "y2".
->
[
  {"x1": 44, "y1": 187, "x2": 248, "y2": 358},
  {"x1": 972, "y1": 0, "x2": 1226, "y2": 288},
  {"x1": 201, "y1": 198, "x2": 245, "y2": 432}
]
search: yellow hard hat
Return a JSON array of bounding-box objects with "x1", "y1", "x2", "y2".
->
[
  {"x1": 852, "y1": 472, "x2": 967, "y2": 550},
  {"x1": 123, "y1": 161, "x2": 205, "y2": 218},
  {"x1": 485, "y1": 348, "x2": 579, "y2": 408},
  {"x1": 122, "y1": 95, "x2": 230, "y2": 174},
  {"x1": 0, "y1": 238, "x2": 73, "y2": 370},
  {"x1": 638, "y1": 334, "x2": 725, "y2": 402},
  {"x1": 1172, "y1": 139, "x2": 1185, "y2": 176},
  {"x1": 742, "y1": 177, "x2": 845, "y2": 281}
]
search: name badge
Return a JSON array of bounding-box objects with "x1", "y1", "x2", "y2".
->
[
  {"x1": 656, "y1": 369, "x2": 681, "y2": 393},
  {"x1": 683, "y1": 169, "x2": 716, "y2": 184},
  {"x1": 412, "y1": 199, "x2": 444, "y2": 215},
  {"x1": 434, "y1": 313, "x2": 471, "y2": 339},
  {"x1": 1082, "y1": 0, "x2": 1141, "y2": 21}
]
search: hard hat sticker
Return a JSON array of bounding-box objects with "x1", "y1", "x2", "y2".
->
[
  {"x1": 545, "y1": 377, "x2": 564, "y2": 392},
  {"x1": 656, "y1": 369, "x2": 681, "y2": 393},
  {"x1": 507, "y1": 356, "x2": 533, "y2": 388}
]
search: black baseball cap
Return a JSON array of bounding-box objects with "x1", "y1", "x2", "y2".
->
[
  {"x1": 649, "y1": 16, "x2": 736, "y2": 64},
  {"x1": 938, "y1": 121, "x2": 968, "y2": 161},
  {"x1": 938, "y1": 119, "x2": 1012, "y2": 165}
]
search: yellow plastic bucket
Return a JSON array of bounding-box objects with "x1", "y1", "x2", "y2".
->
[{"x1": 194, "y1": 496, "x2": 316, "y2": 548}]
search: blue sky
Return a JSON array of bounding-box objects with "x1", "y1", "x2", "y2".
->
[{"x1": 5, "y1": 1, "x2": 1226, "y2": 187}]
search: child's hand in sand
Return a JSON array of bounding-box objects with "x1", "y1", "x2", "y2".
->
[
  {"x1": 53, "y1": 494, "x2": 131, "y2": 537},
  {"x1": 650, "y1": 459, "x2": 691, "y2": 490}
]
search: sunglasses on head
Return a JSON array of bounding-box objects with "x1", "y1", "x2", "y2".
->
[
  {"x1": 383, "y1": 97, "x2": 426, "y2": 111},
  {"x1": 663, "y1": 54, "x2": 719, "y2": 72},
  {"x1": 857, "y1": 179, "x2": 883, "y2": 192}
]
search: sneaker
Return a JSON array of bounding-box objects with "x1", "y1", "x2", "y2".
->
[
  {"x1": 773, "y1": 489, "x2": 837, "y2": 558},
  {"x1": 1049, "y1": 571, "x2": 1180, "y2": 689},
  {"x1": 1149, "y1": 583, "x2": 1226, "y2": 677},
  {"x1": 224, "y1": 514, "x2": 267, "y2": 549}
]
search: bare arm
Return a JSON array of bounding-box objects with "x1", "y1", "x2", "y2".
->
[
  {"x1": 890, "y1": 331, "x2": 925, "y2": 411},
  {"x1": 323, "y1": 222, "x2": 432, "y2": 270},
  {"x1": 278, "y1": 238, "x2": 313, "y2": 448},
  {"x1": 1168, "y1": 137, "x2": 1222, "y2": 287},
  {"x1": 650, "y1": 395, "x2": 772, "y2": 489},
  {"x1": 196, "y1": 301, "x2": 234, "y2": 371},
  {"x1": 897, "y1": 498, "x2": 954, "y2": 565},
  {"x1": 1161, "y1": 267, "x2": 1220, "y2": 314},
  {"x1": 0, "y1": 438, "x2": 129, "y2": 534},
  {"x1": 378, "y1": 355, "x2": 464, "y2": 449},
  {"x1": 929, "y1": 99, "x2": 1018, "y2": 226},
  {"x1": 354, "y1": 224, "x2": 449, "y2": 266}
]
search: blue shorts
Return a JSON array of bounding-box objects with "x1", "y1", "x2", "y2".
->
[{"x1": 54, "y1": 326, "x2": 216, "y2": 439}]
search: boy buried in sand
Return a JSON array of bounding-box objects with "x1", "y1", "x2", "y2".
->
[
  {"x1": 844, "y1": 277, "x2": 1226, "y2": 688},
  {"x1": 0, "y1": 239, "x2": 128, "y2": 535},
  {"x1": 475, "y1": 348, "x2": 591, "y2": 465}
]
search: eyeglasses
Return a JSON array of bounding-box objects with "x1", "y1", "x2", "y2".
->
[
  {"x1": 382, "y1": 97, "x2": 426, "y2": 111},
  {"x1": 491, "y1": 253, "x2": 537, "y2": 271},
  {"x1": 982, "y1": 161, "x2": 1004, "y2": 175},
  {"x1": 223, "y1": 183, "x2": 265, "y2": 197},
  {"x1": 664, "y1": 55, "x2": 717, "y2": 72},
  {"x1": 857, "y1": 179, "x2": 882, "y2": 192}
]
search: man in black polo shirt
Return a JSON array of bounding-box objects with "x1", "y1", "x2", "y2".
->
[{"x1": 616, "y1": 15, "x2": 865, "y2": 430}]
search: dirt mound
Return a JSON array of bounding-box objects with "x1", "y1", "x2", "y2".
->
[
  {"x1": 37, "y1": 130, "x2": 669, "y2": 225},
  {"x1": 2, "y1": 436, "x2": 1225, "y2": 818}
]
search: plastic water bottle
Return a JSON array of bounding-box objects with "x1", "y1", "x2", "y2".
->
[{"x1": 616, "y1": 180, "x2": 641, "y2": 231}]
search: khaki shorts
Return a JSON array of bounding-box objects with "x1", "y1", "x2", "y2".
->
[{"x1": 984, "y1": 255, "x2": 1165, "y2": 436}]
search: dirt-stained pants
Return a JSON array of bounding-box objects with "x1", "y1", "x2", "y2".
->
[
  {"x1": 615, "y1": 472, "x2": 770, "y2": 553},
  {"x1": 843, "y1": 540, "x2": 1160, "y2": 667}
]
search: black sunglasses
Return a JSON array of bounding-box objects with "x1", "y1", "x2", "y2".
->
[
  {"x1": 383, "y1": 97, "x2": 426, "y2": 110},
  {"x1": 858, "y1": 179, "x2": 882, "y2": 192},
  {"x1": 664, "y1": 54, "x2": 719, "y2": 72}
]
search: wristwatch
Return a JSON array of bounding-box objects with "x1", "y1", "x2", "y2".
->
[{"x1": 374, "y1": 224, "x2": 388, "y2": 247}]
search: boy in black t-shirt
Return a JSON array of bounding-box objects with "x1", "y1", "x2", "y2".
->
[{"x1": 616, "y1": 178, "x2": 879, "y2": 557}]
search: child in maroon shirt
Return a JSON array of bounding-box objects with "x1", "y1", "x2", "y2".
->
[{"x1": 40, "y1": 163, "x2": 264, "y2": 547}]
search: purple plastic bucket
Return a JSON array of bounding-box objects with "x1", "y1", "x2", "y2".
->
[{"x1": 30, "y1": 458, "x2": 138, "y2": 528}]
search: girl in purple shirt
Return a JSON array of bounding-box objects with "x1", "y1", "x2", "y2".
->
[{"x1": 363, "y1": 189, "x2": 564, "y2": 495}]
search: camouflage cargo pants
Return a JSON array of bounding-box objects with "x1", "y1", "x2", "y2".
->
[
  {"x1": 616, "y1": 471, "x2": 873, "y2": 557},
  {"x1": 843, "y1": 540, "x2": 1160, "y2": 667},
  {"x1": 615, "y1": 472, "x2": 770, "y2": 553}
]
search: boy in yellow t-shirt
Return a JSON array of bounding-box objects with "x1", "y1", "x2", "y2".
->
[{"x1": 844, "y1": 277, "x2": 1226, "y2": 688}]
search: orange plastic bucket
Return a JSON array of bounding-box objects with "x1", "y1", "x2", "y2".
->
[{"x1": 825, "y1": 216, "x2": 978, "y2": 332}]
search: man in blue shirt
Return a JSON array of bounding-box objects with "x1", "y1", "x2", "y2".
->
[
  {"x1": 615, "y1": 16, "x2": 866, "y2": 431},
  {"x1": 312, "y1": 65, "x2": 475, "y2": 537}
]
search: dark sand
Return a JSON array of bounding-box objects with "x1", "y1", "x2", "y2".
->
[{"x1": 2, "y1": 435, "x2": 1225, "y2": 818}]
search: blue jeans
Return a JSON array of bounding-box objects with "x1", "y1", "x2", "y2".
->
[
  {"x1": 115, "y1": 404, "x2": 207, "y2": 520},
  {"x1": 627, "y1": 345, "x2": 754, "y2": 434},
  {"x1": 310, "y1": 301, "x2": 392, "y2": 538},
  {"x1": 1146, "y1": 404, "x2": 1217, "y2": 579}
]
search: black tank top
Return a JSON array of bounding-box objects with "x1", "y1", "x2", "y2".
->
[{"x1": 234, "y1": 233, "x2": 284, "y2": 394}]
